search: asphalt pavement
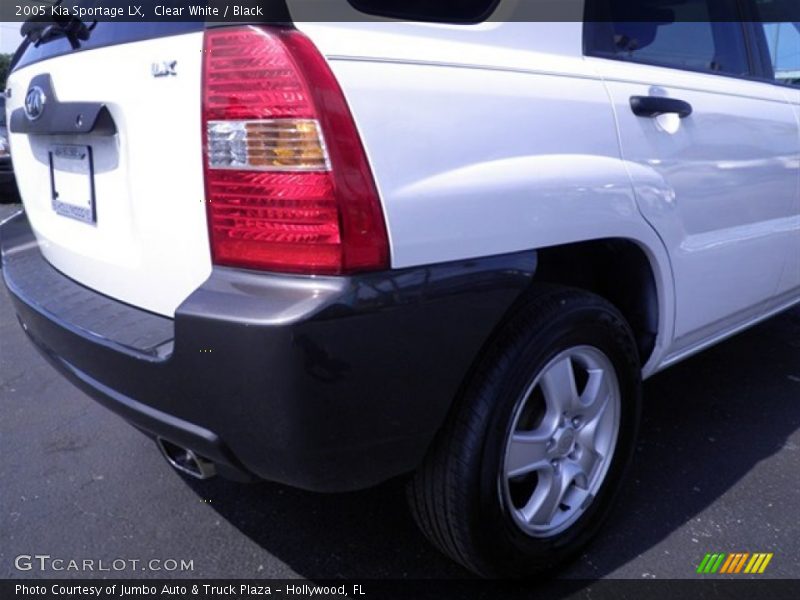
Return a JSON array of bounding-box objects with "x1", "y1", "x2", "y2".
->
[{"x1": 1, "y1": 201, "x2": 799, "y2": 582}]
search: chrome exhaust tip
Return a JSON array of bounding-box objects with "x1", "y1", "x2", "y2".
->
[{"x1": 157, "y1": 438, "x2": 216, "y2": 480}]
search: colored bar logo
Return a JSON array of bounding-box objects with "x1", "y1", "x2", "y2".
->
[{"x1": 697, "y1": 552, "x2": 773, "y2": 574}]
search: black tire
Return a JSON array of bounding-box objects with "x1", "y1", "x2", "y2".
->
[{"x1": 407, "y1": 286, "x2": 641, "y2": 577}]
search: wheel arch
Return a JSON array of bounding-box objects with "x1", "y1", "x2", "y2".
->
[
  {"x1": 503, "y1": 236, "x2": 673, "y2": 377},
  {"x1": 535, "y1": 238, "x2": 661, "y2": 365}
]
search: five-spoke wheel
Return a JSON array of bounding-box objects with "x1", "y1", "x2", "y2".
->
[{"x1": 502, "y1": 346, "x2": 620, "y2": 537}]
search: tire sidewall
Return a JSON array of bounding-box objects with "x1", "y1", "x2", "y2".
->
[{"x1": 469, "y1": 300, "x2": 641, "y2": 576}]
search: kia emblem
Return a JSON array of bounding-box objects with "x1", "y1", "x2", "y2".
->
[{"x1": 24, "y1": 86, "x2": 46, "y2": 121}]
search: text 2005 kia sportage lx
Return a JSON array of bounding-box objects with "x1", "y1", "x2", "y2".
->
[{"x1": 3, "y1": 0, "x2": 800, "y2": 577}]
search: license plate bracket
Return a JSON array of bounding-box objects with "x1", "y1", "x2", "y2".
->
[{"x1": 49, "y1": 144, "x2": 97, "y2": 225}]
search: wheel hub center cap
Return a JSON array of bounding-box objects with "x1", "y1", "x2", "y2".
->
[{"x1": 554, "y1": 429, "x2": 576, "y2": 456}]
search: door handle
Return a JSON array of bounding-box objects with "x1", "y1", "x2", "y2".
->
[{"x1": 630, "y1": 96, "x2": 693, "y2": 119}]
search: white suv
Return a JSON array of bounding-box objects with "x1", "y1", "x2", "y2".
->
[{"x1": 2, "y1": 0, "x2": 799, "y2": 578}]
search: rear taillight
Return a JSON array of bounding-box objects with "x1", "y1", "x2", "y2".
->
[{"x1": 202, "y1": 26, "x2": 389, "y2": 274}]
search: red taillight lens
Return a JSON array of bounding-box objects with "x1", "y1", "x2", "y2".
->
[{"x1": 202, "y1": 26, "x2": 389, "y2": 274}]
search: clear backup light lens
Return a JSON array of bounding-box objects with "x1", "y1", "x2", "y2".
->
[
  {"x1": 0, "y1": 133, "x2": 9, "y2": 158},
  {"x1": 207, "y1": 119, "x2": 330, "y2": 171}
]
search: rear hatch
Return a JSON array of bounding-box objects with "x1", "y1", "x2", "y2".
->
[{"x1": 5, "y1": 21, "x2": 211, "y2": 317}]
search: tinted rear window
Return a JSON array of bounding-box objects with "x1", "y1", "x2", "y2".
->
[
  {"x1": 13, "y1": 2, "x2": 202, "y2": 71},
  {"x1": 584, "y1": 0, "x2": 750, "y2": 77},
  {"x1": 348, "y1": 0, "x2": 499, "y2": 23}
]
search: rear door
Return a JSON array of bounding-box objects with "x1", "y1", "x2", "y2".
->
[
  {"x1": 5, "y1": 20, "x2": 211, "y2": 317},
  {"x1": 586, "y1": 0, "x2": 800, "y2": 356}
]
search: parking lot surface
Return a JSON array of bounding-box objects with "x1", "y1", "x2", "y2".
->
[{"x1": 1, "y1": 202, "x2": 799, "y2": 581}]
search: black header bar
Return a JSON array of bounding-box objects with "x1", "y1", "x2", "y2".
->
[{"x1": 2, "y1": 0, "x2": 800, "y2": 23}]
